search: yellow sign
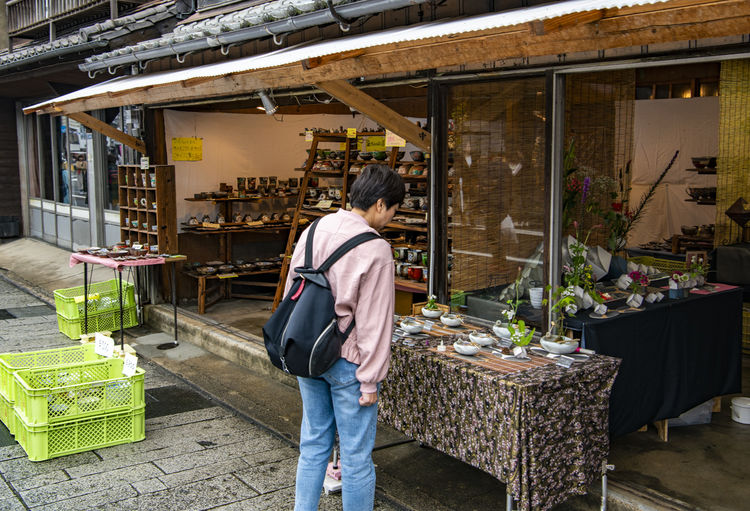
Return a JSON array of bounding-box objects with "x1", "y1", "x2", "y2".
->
[
  {"x1": 385, "y1": 130, "x2": 406, "y2": 147},
  {"x1": 347, "y1": 128, "x2": 357, "y2": 138},
  {"x1": 366, "y1": 136, "x2": 386, "y2": 151},
  {"x1": 305, "y1": 130, "x2": 313, "y2": 142},
  {"x1": 172, "y1": 137, "x2": 203, "y2": 161}
]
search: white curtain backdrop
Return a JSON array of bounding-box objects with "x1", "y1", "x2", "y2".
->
[{"x1": 628, "y1": 97, "x2": 718, "y2": 247}]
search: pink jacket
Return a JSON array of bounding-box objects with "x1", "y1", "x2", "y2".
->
[{"x1": 284, "y1": 209, "x2": 394, "y2": 393}]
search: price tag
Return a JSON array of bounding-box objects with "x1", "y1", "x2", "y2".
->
[
  {"x1": 305, "y1": 130, "x2": 313, "y2": 142},
  {"x1": 422, "y1": 320, "x2": 434, "y2": 332},
  {"x1": 385, "y1": 130, "x2": 406, "y2": 147},
  {"x1": 94, "y1": 332, "x2": 115, "y2": 358},
  {"x1": 556, "y1": 355, "x2": 575, "y2": 368},
  {"x1": 218, "y1": 273, "x2": 238, "y2": 279},
  {"x1": 347, "y1": 128, "x2": 357, "y2": 138},
  {"x1": 140, "y1": 156, "x2": 149, "y2": 170},
  {"x1": 122, "y1": 353, "x2": 138, "y2": 377},
  {"x1": 497, "y1": 338, "x2": 512, "y2": 349}
]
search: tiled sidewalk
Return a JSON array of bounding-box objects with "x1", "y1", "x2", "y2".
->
[{"x1": 0, "y1": 279, "x2": 397, "y2": 511}]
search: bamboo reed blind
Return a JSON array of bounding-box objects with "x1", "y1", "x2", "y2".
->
[
  {"x1": 716, "y1": 59, "x2": 750, "y2": 246},
  {"x1": 447, "y1": 77, "x2": 547, "y2": 296}
]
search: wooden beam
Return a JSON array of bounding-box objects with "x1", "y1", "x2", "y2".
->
[
  {"x1": 26, "y1": 0, "x2": 750, "y2": 116},
  {"x1": 531, "y1": 10, "x2": 605, "y2": 35},
  {"x1": 302, "y1": 49, "x2": 366, "y2": 70},
  {"x1": 67, "y1": 111, "x2": 146, "y2": 154},
  {"x1": 314, "y1": 80, "x2": 430, "y2": 151}
]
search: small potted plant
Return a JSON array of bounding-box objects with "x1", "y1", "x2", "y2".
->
[
  {"x1": 541, "y1": 285, "x2": 580, "y2": 353},
  {"x1": 507, "y1": 319, "x2": 535, "y2": 347},
  {"x1": 494, "y1": 272, "x2": 524, "y2": 338},
  {"x1": 421, "y1": 295, "x2": 443, "y2": 318},
  {"x1": 626, "y1": 270, "x2": 649, "y2": 308},
  {"x1": 688, "y1": 255, "x2": 707, "y2": 287},
  {"x1": 668, "y1": 271, "x2": 691, "y2": 299}
]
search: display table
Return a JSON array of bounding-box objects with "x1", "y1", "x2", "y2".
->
[
  {"x1": 566, "y1": 285, "x2": 743, "y2": 437},
  {"x1": 69, "y1": 253, "x2": 186, "y2": 348},
  {"x1": 379, "y1": 334, "x2": 620, "y2": 511}
]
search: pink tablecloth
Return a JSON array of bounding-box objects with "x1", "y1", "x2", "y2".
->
[{"x1": 69, "y1": 253, "x2": 166, "y2": 271}]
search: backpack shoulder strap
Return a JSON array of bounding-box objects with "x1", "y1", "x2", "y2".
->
[
  {"x1": 316, "y1": 231, "x2": 381, "y2": 273},
  {"x1": 303, "y1": 218, "x2": 321, "y2": 268}
]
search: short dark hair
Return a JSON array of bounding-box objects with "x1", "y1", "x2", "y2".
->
[{"x1": 350, "y1": 164, "x2": 405, "y2": 210}]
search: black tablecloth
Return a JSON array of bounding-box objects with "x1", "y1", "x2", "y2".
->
[{"x1": 566, "y1": 287, "x2": 743, "y2": 437}]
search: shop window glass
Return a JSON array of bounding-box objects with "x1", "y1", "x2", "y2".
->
[
  {"x1": 635, "y1": 85, "x2": 652, "y2": 100},
  {"x1": 699, "y1": 80, "x2": 719, "y2": 97},
  {"x1": 670, "y1": 82, "x2": 692, "y2": 99},
  {"x1": 654, "y1": 84, "x2": 670, "y2": 99},
  {"x1": 67, "y1": 118, "x2": 90, "y2": 207},
  {"x1": 56, "y1": 117, "x2": 70, "y2": 204},
  {"x1": 447, "y1": 77, "x2": 547, "y2": 324},
  {"x1": 25, "y1": 115, "x2": 40, "y2": 198},
  {"x1": 104, "y1": 108, "x2": 124, "y2": 210},
  {"x1": 38, "y1": 115, "x2": 54, "y2": 201}
]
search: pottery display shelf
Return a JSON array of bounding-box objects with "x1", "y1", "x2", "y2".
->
[{"x1": 182, "y1": 267, "x2": 280, "y2": 314}]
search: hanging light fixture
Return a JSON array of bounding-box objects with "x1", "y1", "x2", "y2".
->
[{"x1": 257, "y1": 90, "x2": 278, "y2": 115}]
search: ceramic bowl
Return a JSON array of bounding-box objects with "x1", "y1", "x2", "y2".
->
[
  {"x1": 399, "y1": 319, "x2": 423, "y2": 334},
  {"x1": 492, "y1": 322, "x2": 511, "y2": 338},
  {"x1": 421, "y1": 307, "x2": 443, "y2": 318},
  {"x1": 410, "y1": 151, "x2": 425, "y2": 162},
  {"x1": 691, "y1": 156, "x2": 712, "y2": 169},
  {"x1": 440, "y1": 313, "x2": 462, "y2": 327},
  {"x1": 469, "y1": 331, "x2": 494, "y2": 346},
  {"x1": 371, "y1": 151, "x2": 387, "y2": 161},
  {"x1": 540, "y1": 336, "x2": 579, "y2": 354},
  {"x1": 358, "y1": 152, "x2": 372, "y2": 161},
  {"x1": 453, "y1": 341, "x2": 480, "y2": 356}
]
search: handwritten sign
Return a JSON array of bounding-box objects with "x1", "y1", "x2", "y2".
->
[
  {"x1": 366, "y1": 136, "x2": 386, "y2": 152},
  {"x1": 385, "y1": 130, "x2": 406, "y2": 147},
  {"x1": 122, "y1": 353, "x2": 138, "y2": 377},
  {"x1": 94, "y1": 332, "x2": 115, "y2": 358},
  {"x1": 171, "y1": 137, "x2": 203, "y2": 161},
  {"x1": 347, "y1": 128, "x2": 357, "y2": 139},
  {"x1": 305, "y1": 130, "x2": 313, "y2": 142},
  {"x1": 139, "y1": 156, "x2": 149, "y2": 170}
]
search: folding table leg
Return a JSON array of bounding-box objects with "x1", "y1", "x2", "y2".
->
[
  {"x1": 118, "y1": 270, "x2": 124, "y2": 350},
  {"x1": 157, "y1": 262, "x2": 179, "y2": 350},
  {"x1": 83, "y1": 262, "x2": 88, "y2": 336}
]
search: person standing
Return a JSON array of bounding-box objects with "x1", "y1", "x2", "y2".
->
[{"x1": 285, "y1": 164, "x2": 405, "y2": 511}]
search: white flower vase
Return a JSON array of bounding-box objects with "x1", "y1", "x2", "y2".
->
[
  {"x1": 626, "y1": 293, "x2": 644, "y2": 308},
  {"x1": 645, "y1": 292, "x2": 659, "y2": 303},
  {"x1": 687, "y1": 278, "x2": 697, "y2": 288},
  {"x1": 655, "y1": 291, "x2": 665, "y2": 302},
  {"x1": 594, "y1": 303, "x2": 608, "y2": 316},
  {"x1": 696, "y1": 275, "x2": 705, "y2": 286},
  {"x1": 616, "y1": 274, "x2": 633, "y2": 291},
  {"x1": 581, "y1": 293, "x2": 594, "y2": 310},
  {"x1": 573, "y1": 286, "x2": 585, "y2": 299}
]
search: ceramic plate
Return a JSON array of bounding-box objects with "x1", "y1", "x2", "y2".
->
[{"x1": 588, "y1": 310, "x2": 621, "y2": 319}]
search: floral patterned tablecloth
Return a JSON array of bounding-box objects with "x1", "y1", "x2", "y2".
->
[{"x1": 379, "y1": 340, "x2": 621, "y2": 511}]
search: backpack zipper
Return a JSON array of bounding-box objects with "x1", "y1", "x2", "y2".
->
[
  {"x1": 279, "y1": 277, "x2": 304, "y2": 373},
  {"x1": 309, "y1": 318, "x2": 336, "y2": 376}
]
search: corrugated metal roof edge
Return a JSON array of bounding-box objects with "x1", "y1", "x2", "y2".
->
[{"x1": 26, "y1": 0, "x2": 676, "y2": 113}]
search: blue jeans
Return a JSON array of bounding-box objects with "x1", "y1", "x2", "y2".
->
[{"x1": 295, "y1": 358, "x2": 379, "y2": 511}]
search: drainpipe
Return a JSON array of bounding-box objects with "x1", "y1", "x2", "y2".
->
[{"x1": 79, "y1": 0, "x2": 429, "y2": 73}]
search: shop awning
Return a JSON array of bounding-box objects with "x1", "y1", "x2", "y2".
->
[{"x1": 25, "y1": 0, "x2": 750, "y2": 116}]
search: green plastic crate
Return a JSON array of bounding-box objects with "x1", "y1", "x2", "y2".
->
[
  {"x1": 0, "y1": 344, "x2": 102, "y2": 401},
  {"x1": 57, "y1": 306, "x2": 138, "y2": 340},
  {"x1": 54, "y1": 279, "x2": 136, "y2": 320},
  {"x1": 13, "y1": 358, "x2": 144, "y2": 426},
  {"x1": 13, "y1": 405, "x2": 145, "y2": 462},
  {"x1": 0, "y1": 392, "x2": 13, "y2": 435}
]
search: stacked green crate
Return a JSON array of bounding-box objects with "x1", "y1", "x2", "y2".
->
[
  {"x1": 0, "y1": 344, "x2": 103, "y2": 434},
  {"x1": 54, "y1": 279, "x2": 138, "y2": 339},
  {"x1": 12, "y1": 357, "x2": 145, "y2": 461}
]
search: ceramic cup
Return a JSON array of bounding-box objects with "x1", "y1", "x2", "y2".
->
[
  {"x1": 407, "y1": 266, "x2": 423, "y2": 281},
  {"x1": 151, "y1": 225, "x2": 157, "y2": 231},
  {"x1": 395, "y1": 247, "x2": 408, "y2": 261},
  {"x1": 529, "y1": 287, "x2": 544, "y2": 309},
  {"x1": 594, "y1": 303, "x2": 608, "y2": 315},
  {"x1": 616, "y1": 274, "x2": 633, "y2": 290},
  {"x1": 626, "y1": 293, "x2": 644, "y2": 308},
  {"x1": 140, "y1": 197, "x2": 147, "y2": 207},
  {"x1": 407, "y1": 249, "x2": 422, "y2": 264},
  {"x1": 141, "y1": 222, "x2": 148, "y2": 230},
  {"x1": 152, "y1": 202, "x2": 157, "y2": 209}
]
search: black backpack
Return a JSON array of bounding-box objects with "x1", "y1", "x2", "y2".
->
[{"x1": 263, "y1": 218, "x2": 380, "y2": 377}]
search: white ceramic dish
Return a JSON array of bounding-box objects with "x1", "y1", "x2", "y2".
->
[
  {"x1": 492, "y1": 322, "x2": 511, "y2": 338},
  {"x1": 540, "y1": 336, "x2": 579, "y2": 355},
  {"x1": 440, "y1": 314, "x2": 463, "y2": 327},
  {"x1": 453, "y1": 342, "x2": 480, "y2": 356},
  {"x1": 421, "y1": 307, "x2": 443, "y2": 318},
  {"x1": 399, "y1": 320, "x2": 423, "y2": 334},
  {"x1": 469, "y1": 332, "x2": 494, "y2": 346}
]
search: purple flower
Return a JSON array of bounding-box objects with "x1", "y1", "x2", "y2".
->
[{"x1": 581, "y1": 177, "x2": 591, "y2": 204}]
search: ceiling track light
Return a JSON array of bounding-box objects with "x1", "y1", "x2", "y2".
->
[{"x1": 257, "y1": 89, "x2": 278, "y2": 115}]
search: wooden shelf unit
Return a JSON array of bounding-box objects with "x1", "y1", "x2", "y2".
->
[{"x1": 118, "y1": 165, "x2": 177, "y2": 254}]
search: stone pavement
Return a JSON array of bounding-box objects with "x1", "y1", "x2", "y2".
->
[{"x1": 0, "y1": 278, "x2": 400, "y2": 511}]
